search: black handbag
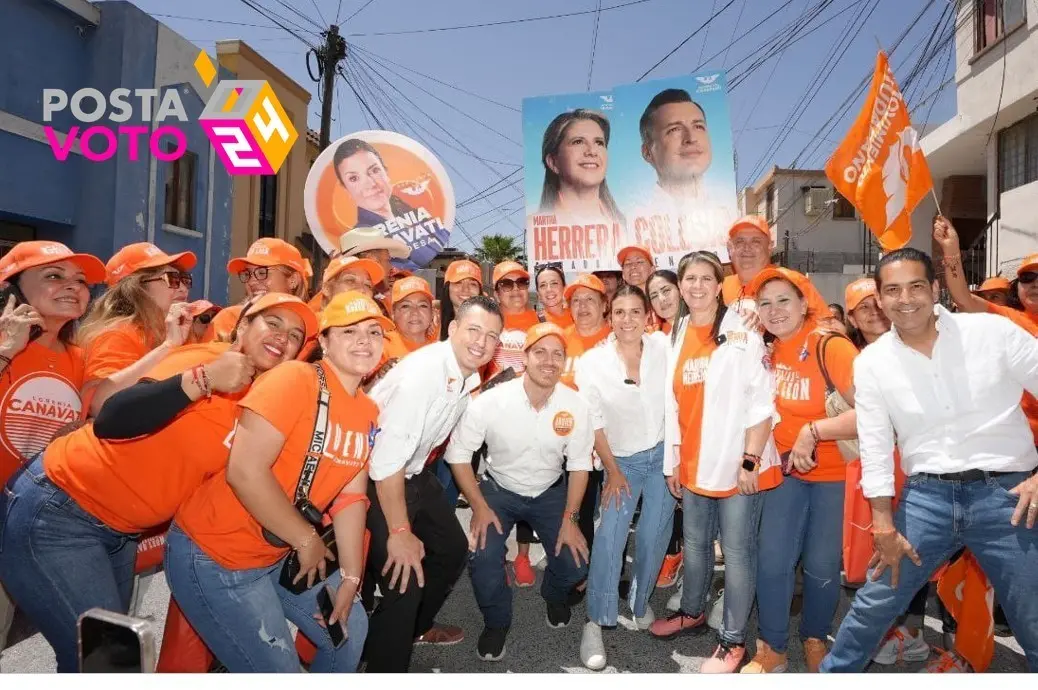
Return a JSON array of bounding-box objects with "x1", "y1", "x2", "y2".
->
[{"x1": 262, "y1": 363, "x2": 339, "y2": 595}]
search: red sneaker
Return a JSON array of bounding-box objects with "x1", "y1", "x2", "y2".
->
[
  {"x1": 512, "y1": 553, "x2": 536, "y2": 588},
  {"x1": 647, "y1": 611, "x2": 705, "y2": 640},
  {"x1": 701, "y1": 641, "x2": 746, "y2": 673}
]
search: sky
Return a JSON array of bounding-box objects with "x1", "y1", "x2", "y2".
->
[{"x1": 125, "y1": 0, "x2": 959, "y2": 253}]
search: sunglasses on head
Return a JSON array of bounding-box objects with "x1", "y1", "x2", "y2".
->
[
  {"x1": 496, "y1": 277, "x2": 530, "y2": 292},
  {"x1": 144, "y1": 272, "x2": 192, "y2": 289},
  {"x1": 1019, "y1": 272, "x2": 1038, "y2": 285}
]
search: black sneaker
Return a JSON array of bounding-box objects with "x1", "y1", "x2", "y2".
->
[
  {"x1": 477, "y1": 627, "x2": 508, "y2": 662},
  {"x1": 546, "y1": 601, "x2": 572, "y2": 629}
]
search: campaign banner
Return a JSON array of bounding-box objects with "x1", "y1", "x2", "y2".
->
[
  {"x1": 522, "y1": 72, "x2": 739, "y2": 274},
  {"x1": 304, "y1": 130, "x2": 455, "y2": 268}
]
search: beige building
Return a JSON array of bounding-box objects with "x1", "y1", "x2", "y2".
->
[{"x1": 216, "y1": 40, "x2": 313, "y2": 303}]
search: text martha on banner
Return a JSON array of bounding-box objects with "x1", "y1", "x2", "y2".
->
[{"x1": 825, "y1": 51, "x2": 933, "y2": 251}]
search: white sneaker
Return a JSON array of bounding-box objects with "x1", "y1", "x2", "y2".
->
[
  {"x1": 580, "y1": 622, "x2": 606, "y2": 671},
  {"x1": 707, "y1": 589, "x2": 724, "y2": 631},
  {"x1": 873, "y1": 625, "x2": 930, "y2": 665},
  {"x1": 666, "y1": 582, "x2": 683, "y2": 612},
  {"x1": 634, "y1": 605, "x2": 655, "y2": 631}
]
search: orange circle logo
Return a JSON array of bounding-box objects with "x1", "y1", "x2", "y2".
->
[
  {"x1": 0, "y1": 372, "x2": 82, "y2": 462},
  {"x1": 552, "y1": 411, "x2": 575, "y2": 436}
]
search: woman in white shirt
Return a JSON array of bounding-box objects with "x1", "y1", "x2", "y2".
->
[
  {"x1": 575, "y1": 284, "x2": 673, "y2": 671},
  {"x1": 652, "y1": 250, "x2": 777, "y2": 674}
]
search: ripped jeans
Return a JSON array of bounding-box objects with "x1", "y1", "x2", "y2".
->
[
  {"x1": 164, "y1": 523, "x2": 367, "y2": 673},
  {"x1": 756, "y1": 476, "x2": 844, "y2": 653}
]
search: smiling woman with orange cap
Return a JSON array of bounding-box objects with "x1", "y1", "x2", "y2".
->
[
  {"x1": 490, "y1": 260, "x2": 541, "y2": 377},
  {"x1": 165, "y1": 291, "x2": 387, "y2": 672},
  {"x1": 77, "y1": 242, "x2": 198, "y2": 416},
  {"x1": 0, "y1": 292, "x2": 316, "y2": 672},
  {"x1": 385, "y1": 276, "x2": 435, "y2": 360},
  {"x1": 844, "y1": 278, "x2": 890, "y2": 350},
  {"x1": 439, "y1": 259, "x2": 484, "y2": 341}
]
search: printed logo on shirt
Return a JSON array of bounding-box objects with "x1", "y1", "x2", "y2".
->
[
  {"x1": 494, "y1": 329, "x2": 527, "y2": 374},
  {"x1": 681, "y1": 356, "x2": 711, "y2": 386},
  {"x1": 775, "y1": 364, "x2": 811, "y2": 401},
  {"x1": 0, "y1": 372, "x2": 82, "y2": 462},
  {"x1": 323, "y1": 423, "x2": 371, "y2": 467},
  {"x1": 552, "y1": 411, "x2": 575, "y2": 436}
]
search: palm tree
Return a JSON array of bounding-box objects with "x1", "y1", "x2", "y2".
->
[{"x1": 474, "y1": 234, "x2": 525, "y2": 265}]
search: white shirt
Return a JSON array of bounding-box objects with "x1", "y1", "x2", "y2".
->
[
  {"x1": 855, "y1": 305, "x2": 1038, "y2": 498},
  {"x1": 445, "y1": 377, "x2": 594, "y2": 498},
  {"x1": 368, "y1": 340, "x2": 480, "y2": 481},
  {"x1": 574, "y1": 332, "x2": 667, "y2": 458}
]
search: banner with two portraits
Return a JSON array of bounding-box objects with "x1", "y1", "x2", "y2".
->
[{"x1": 523, "y1": 72, "x2": 739, "y2": 275}]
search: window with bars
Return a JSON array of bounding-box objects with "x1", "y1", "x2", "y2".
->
[
  {"x1": 832, "y1": 190, "x2": 856, "y2": 219},
  {"x1": 163, "y1": 146, "x2": 197, "y2": 230},
  {"x1": 975, "y1": 0, "x2": 1026, "y2": 52},
  {"x1": 765, "y1": 183, "x2": 777, "y2": 224},
  {"x1": 998, "y1": 113, "x2": 1038, "y2": 194}
]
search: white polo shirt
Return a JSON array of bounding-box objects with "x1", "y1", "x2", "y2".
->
[
  {"x1": 574, "y1": 332, "x2": 667, "y2": 458},
  {"x1": 368, "y1": 340, "x2": 480, "y2": 481},
  {"x1": 445, "y1": 377, "x2": 594, "y2": 497}
]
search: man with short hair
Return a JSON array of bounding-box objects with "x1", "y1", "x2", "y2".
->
[
  {"x1": 363, "y1": 296, "x2": 504, "y2": 672},
  {"x1": 446, "y1": 322, "x2": 592, "y2": 662},
  {"x1": 820, "y1": 248, "x2": 1038, "y2": 672}
]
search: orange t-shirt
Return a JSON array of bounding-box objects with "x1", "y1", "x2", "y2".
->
[
  {"x1": 382, "y1": 330, "x2": 432, "y2": 363},
  {"x1": 673, "y1": 324, "x2": 719, "y2": 492},
  {"x1": 206, "y1": 305, "x2": 244, "y2": 343},
  {"x1": 83, "y1": 323, "x2": 150, "y2": 381},
  {"x1": 560, "y1": 323, "x2": 611, "y2": 389},
  {"x1": 0, "y1": 341, "x2": 86, "y2": 486},
  {"x1": 984, "y1": 302, "x2": 1038, "y2": 443},
  {"x1": 545, "y1": 308, "x2": 574, "y2": 329},
  {"x1": 45, "y1": 343, "x2": 244, "y2": 534},
  {"x1": 722, "y1": 269, "x2": 829, "y2": 317},
  {"x1": 175, "y1": 360, "x2": 378, "y2": 569},
  {"x1": 772, "y1": 328, "x2": 858, "y2": 483},
  {"x1": 491, "y1": 309, "x2": 541, "y2": 376}
]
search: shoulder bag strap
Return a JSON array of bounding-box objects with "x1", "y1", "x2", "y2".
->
[
  {"x1": 814, "y1": 332, "x2": 851, "y2": 396},
  {"x1": 291, "y1": 362, "x2": 332, "y2": 503}
]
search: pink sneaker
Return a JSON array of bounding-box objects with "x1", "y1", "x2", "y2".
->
[
  {"x1": 647, "y1": 611, "x2": 705, "y2": 640},
  {"x1": 701, "y1": 641, "x2": 746, "y2": 673}
]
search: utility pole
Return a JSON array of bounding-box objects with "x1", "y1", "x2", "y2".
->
[{"x1": 317, "y1": 25, "x2": 347, "y2": 149}]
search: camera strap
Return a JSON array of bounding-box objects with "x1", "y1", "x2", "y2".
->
[{"x1": 291, "y1": 363, "x2": 331, "y2": 504}]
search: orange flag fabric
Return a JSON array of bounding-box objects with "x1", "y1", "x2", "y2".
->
[
  {"x1": 825, "y1": 51, "x2": 933, "y2": 250},
  {"x1": 936, "y1": 550, "x2": 995, "y2": 672}
]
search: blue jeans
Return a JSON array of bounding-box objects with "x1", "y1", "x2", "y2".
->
[
  {"x1": 0, "y1": 454, "x2": 136, "y2": 672},
  {"x1": 164, "y1": 523, "x2": 367, "y2": 673},
  {"x1": 587, "y1": 442, "x2": 673, "y2": 625},
  {"x1": 757, "y1": 475, "x2": 844, "y2": 653},
  {"x1": 434, "y1": 457, "x2": 461, "y2": 508},
  {"x1": 822, "y1": 472, "x2": 1038, "y2": 672},
  {"x1": 681, "y1": 488, "x2": 762, "y2": 644},
  {"x1": 470, "y1": 476, "x2": 587, "y2": 629}
]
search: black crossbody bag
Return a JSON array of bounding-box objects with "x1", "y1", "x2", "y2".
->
[{"x1": 261, "y1": 363, "x2": 338, "y2": 594}]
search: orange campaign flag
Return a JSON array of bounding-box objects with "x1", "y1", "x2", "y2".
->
[
  {"x1": 825, "y1": 51, "x2": 933, "y2": 250},
  {"x1": 937, "y1": 550, "x2": 996, "y2": 672}
]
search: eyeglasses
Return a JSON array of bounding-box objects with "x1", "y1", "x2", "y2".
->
[
  {"x1": 144, "y1": 272, "x2": 192, "y2": 290},
  {"x1": 496, "y1": 277, "x2": 530, "y2": 292},
  {"x1": 238, "y1": 266, "x2": 273, "y2": 283},
  {"x1": 1019, "y1": 271, "x2": 1038, "y2": 285}
]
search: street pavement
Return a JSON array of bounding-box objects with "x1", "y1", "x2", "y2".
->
[{"x1": 1, "y1": 506, "x2": 1029, "y2": 673}]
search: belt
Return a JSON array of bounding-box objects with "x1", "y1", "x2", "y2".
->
[{"x1": 916, "y1": 469, "x2": 1018, "y2": 482}]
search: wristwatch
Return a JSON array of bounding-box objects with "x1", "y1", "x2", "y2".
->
[
  {"x1": 568, "y1": 510, "x2": 580, "y2": 525},
  {"x1": 741, "y1": 453, "x2": 761, "y2": 472}
]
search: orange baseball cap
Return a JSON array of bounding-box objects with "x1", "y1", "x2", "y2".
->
[
  {"x1": 844, "y1": 278, "x2": 877, "y2": 313},
  {"x1": 0, "y1": 241, "x2": 106, "y2": 285},
  {"x1": 391, "y1": 276, "x2": 433, "y2": 304},
  {"x1": 1018, "y1": 254, "x2": 1038, "y2": 275},
  {"x1": 728, "y1": 215, "x2": 771, "y2": 240},
  {"x1": 322, "y1": 256, "x2": 385, "y2": 287},
  {"x1": 493, "y1": 261, "x2": 530, "y2": 285},
  {"x1": 563, "y1": 273, "x2": 606, "y2": 301},
  {"x1": 242, "y1": 292, "x2": 319, "y2": 341},
  {"x1": 185, "y1": 300, "x2": 221, "y2": 318},
  {"x1": 227, "y1": 238, "x2": 307, "y2": 276},
  {"x1": 445, "y1": 259, "x2": 483, "y2": 286},
  {"x1": 617, "y1": 245, "x2": 653, "y2": 267},
  {"x1": 745, "y1": 266, "x2": 813, "y2": 298},
  {"x1": 319, "y1": 290, "x2": 394, "y2": 333},
  {"x1": 523, "y1": 321, "x2": 567, "y2": 351},
  {"x1": 105, "y1": 242, "x2": 196, "y2": 286},
  {"x1": 976, "y1": 276, "x2": 1011, "y2": 293}
]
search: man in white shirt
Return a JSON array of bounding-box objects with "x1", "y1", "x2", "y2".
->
[
  {"x1": 446, "y1": 322, "x2": 593, "y2": 662},
  {"x1": 821, "y1": 248, "x2": 1038, "y2": 672},
  {"x1": 363, "y1": 295, "x2": 503, "y2": 672}
]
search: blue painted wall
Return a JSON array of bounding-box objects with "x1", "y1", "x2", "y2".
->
[{"x1": 0, "y1": 0, "x2": 233, "y2": 305}]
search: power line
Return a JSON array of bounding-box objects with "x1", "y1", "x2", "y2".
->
[
  {"x1": 269, "y1": 0, "x2": 323, "y2": 30},
  {"x1": 151, "y1": 12, "x2": 288, "y2": 29},
  {"x1": 688, "y1": 0, "x2": 797, "y2": 74},
  {"x1": 349, "y1": 0, "x2": 652, "y2": 37},
  {"x1": 335, "y1": 0, "x2": 344, "y2": 22},
  {"x1": 696, "y1": 0, "x2": 719, "y2": 67},
  {"x1": 719, "y1": 0, "x2": 748, "y2": 68},
  {"x1": 636, "y1": 0, "x2": 737, "y2": 81},
  {"x1": 343, "y1": 0, "x2": 378, "y2": 24},
  {"x1": 586, "y1": 0, "x2": 603, "y2": 91},
  {"x1": 984, "y1": 0, "x2": 1010, "y2": 155},
  {"x1": 307, "y1": 0, "x2": 327, "y2": 25},
  {"x1": 237, "y1": 0, "x2": 320, "y2": 49},
  {"x1": 458, "y1": 169, "x2": 524, "y2": 207},
  {"x1": 248, "y1": 0, "x2": 322, "y2": 39}
]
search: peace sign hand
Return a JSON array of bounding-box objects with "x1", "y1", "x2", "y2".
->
[{"x1": 0, "y1": 295, "x2": 44, "y2": 358}]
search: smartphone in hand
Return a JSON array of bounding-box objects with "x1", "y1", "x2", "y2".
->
[{"x1": 316, "y1": 585, "x2": 347, "y2": 649}]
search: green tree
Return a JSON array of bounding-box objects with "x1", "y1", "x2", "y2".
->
[{"x1": 474, "y1": 234, "x2": 525, "y2": 265}]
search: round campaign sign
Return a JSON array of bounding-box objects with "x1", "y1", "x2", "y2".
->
[{"x1": 304, "y1": 130, "x2": 456, "y2": 268}]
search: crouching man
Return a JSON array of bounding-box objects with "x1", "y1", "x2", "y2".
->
[{"x1": 446, "y1": 322, "x2": 593, "y2": 662}]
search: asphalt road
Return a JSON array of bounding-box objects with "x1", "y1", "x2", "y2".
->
[{"x1": 1, "y1": 507, "x2": 1029, "y2": 673}]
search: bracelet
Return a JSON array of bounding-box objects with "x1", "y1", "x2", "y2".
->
[
  {"x1": 199, "y1": 365, "x2": 212, "y2": 399},
  {"x1": 742, "y1": 452, "x2": 761, "y2": 464},
  {"x1": 941, "y1": 252, "x2": 962, "y2": 265},
  {"x1": 295, "y1": 526, "x2": 319, "y2": 550},
  {"x1": 870, "y1": 526, "x2": 896, "y2": 536},
  {"x1": 0, "y1": 354, "x2": 11, "y2": 370},
  {"x1": 339, "y1": 569, "x2": 362, "y2": 586},
  {"x1": 189, "y1": 365, "x2": 210, "y2": 399},
  {"x1": 809, "y1": 422, "x2": 821, "y2": 444},
  {"x1": 390, "y1": 525, "x2": 410, "y2": 535}
]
